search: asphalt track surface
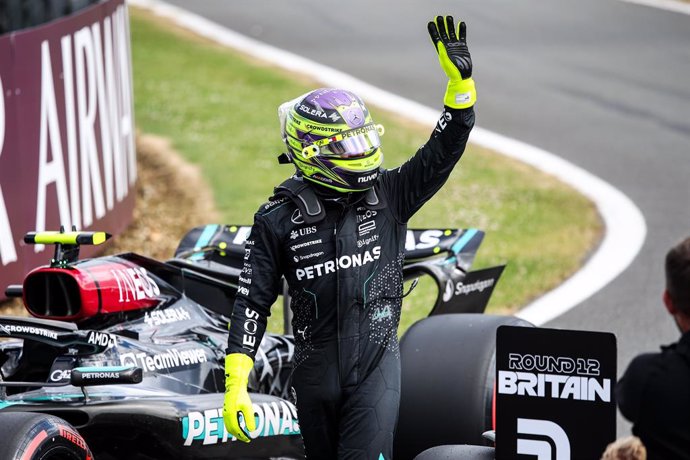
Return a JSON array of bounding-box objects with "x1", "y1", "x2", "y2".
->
[{"x1": 152, "y1": 0, "x2": 690, "y2": 436}]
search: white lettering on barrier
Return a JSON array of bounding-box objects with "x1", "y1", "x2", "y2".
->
[
  {"x1": 75, "y1": 25, "x2": 106, "y2": 228},
  {"x1": 31, "y1": 4, "x2": 136, "y2": 241},
  {"x1": 91, "y1": 21, "x2": 113, "y2": 210},
  {"x1": 36, "y1": 40, "x2": 72, "y2": 250},
  {"x1": 61, "y1": 34, "x2": 80, "y2": 230},
  {"x1": 0, "y1": 72, "x2": 17, "y2": 266},
  {"x1": 104, "y1": 16, "x2": 126, "y2": 202},
  {"x1": 115, "y1": 5, "x2": 136, "y2": 187},
  {"x1": 0, "y1": 72, "x2": 4, "y2": 154}
]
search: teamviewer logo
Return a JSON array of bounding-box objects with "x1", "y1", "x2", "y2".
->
[{"x1": 517, "y1": 418, "x2": 570, "y2": 460}]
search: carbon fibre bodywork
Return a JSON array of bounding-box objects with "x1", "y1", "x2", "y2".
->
[
  {"x1": 0, "y1": 225, "x2": 502, "y2": 459},
  {"x1": 0, "y1": 252, "x2": 302, "y2": 458}
]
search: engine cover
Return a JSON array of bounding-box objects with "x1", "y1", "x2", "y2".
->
[{"x1": 23, "y1": 257, "x2": 163, "y2": 321}]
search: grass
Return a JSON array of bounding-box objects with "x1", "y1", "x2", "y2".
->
[{"x1": 129, "y1": 8, "x2": 602, "y2": 334}]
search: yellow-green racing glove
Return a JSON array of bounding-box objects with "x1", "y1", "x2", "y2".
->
[
  {"x1": 222, "y1": 353, "x2": 256, "y2": 443},
  {"x1": 428, "y1": 15, "x2": 476, "y2": 109}
]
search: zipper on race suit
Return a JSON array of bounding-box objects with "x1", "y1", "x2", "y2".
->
[{"x1": 334, "y1": 202, "x2": 347, "y2": 387}]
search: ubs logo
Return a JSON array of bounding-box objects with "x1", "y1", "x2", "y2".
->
[{"x1": 290, "y1": 226, "x2": 317, "y2": 240}]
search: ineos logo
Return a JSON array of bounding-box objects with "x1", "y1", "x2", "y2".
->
[
  {"x1": 517, "y1": 418, "x2": 570, "y2": 460},
  {"x1": 242, "y1": 307, "x2": 260, "y2": 353},
  {"x1": 291, "y1": 209, "x2": 304, "y2": 224},
  {"x1": 436, "y1": 110, "x2": 453, "y2": 132}
]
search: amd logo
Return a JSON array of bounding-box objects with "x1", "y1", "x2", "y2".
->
[
  {"x1": 87, "y1": 331, "x2": 117, "y2": 348},
  {"x1": 517, "y1": 418, "x2": 570, "y2": 460}
]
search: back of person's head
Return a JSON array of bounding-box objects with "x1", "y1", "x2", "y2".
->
[{"x1": 665, "y1": 236, "x2": 690, "y2": 315}]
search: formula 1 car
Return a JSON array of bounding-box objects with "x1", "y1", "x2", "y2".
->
[{"x1": 0, "y1": 225, "x2": 523, "y2": 459}]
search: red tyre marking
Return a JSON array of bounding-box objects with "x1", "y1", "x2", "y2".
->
[
  {"x1": 58, "y1": 425, "x2": 88, "y2": 451},
  {"x1": 20, "y1": 430, "x2": 48, "y2": 460}
]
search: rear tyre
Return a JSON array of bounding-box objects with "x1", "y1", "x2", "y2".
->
[
  {"x1": 0, "y1": 412, "x2": 93, "y2": 460},
  {"x1": 413, "y1": 445, "x2": 495, "y2": 460},
  {"x1": 394, "y1": 314, "x2": 532, "y2": 460}
]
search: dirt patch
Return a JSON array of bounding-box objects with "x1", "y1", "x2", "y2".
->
[
  {"x1": 0, "y1": 133, "x2": 219, "y2": 317},
  {"x1": 106, "y1": 133, "x2": 219, "y2": 260}
]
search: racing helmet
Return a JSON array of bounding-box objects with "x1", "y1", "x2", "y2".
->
[{"x1": 279, "y1": 88, "x2": 384, "y2": 193}]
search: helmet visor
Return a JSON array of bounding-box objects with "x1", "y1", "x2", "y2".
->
[{"x1": 302, "y1": 123, "x2": 384, "y2": 159}]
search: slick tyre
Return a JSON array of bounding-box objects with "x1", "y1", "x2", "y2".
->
[
  {"x1": 413, "y1": 445, "x2": 495, "y2": 460},
  {"x1": 0, "y1": 412, "x2": 93, "y2": 460},
  {"x1": 394, "y1": 314, "x2": 532, "y2": 460}
]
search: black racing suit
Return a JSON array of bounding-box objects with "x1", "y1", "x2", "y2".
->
[
  {"x1": 616, "y1": 330, "x2": 690, "y2": 460},
  {"x1": 227, "y1": 106, "x2": 474, "y2": 459}
]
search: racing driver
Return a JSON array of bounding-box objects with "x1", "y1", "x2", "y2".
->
[{"x1": 224, "y1": 16, "x2": 477, "y2": 459}]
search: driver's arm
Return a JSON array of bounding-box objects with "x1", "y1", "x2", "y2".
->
[
  {"x1": 379, "y1": 16, "x2": 476, "y2": 223},
  {"x1": 380, "y1": 106, "x2": 474, "y2": 223},
  {"x1": 226, "y1": 212, "x2": 283, "y2": 357},
  {"x1": 224, "y1": 211, "x2": 283, "y2": 442}
]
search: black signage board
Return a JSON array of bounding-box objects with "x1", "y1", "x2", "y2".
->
[{"x1": 495, "y1": 326, "x2": 617, "y2": 460}]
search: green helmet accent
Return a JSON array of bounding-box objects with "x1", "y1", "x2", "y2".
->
[{"x1": 279, "y1": 88, "x2": 384, "y2": 193}]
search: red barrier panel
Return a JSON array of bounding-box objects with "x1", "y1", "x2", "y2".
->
[{"x1": 0, "y1": 0, "x2": 135, "y2": 299}]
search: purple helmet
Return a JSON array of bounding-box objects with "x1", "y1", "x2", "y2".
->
[{"x1": 279, "y1": 88, "x2": 384, "y2": 193}]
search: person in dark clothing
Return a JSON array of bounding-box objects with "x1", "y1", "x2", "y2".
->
[
  {"x1": 617, "y1": 236, "x2": 690, "y2": 460},
  {"x1": 223, "y1": 16, "x2": 476, "y2": 459}
]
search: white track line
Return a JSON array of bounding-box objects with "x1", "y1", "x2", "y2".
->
[
  {"x1": 619, "y1": 0, "x2": 690, "y2": 15},
  {"x1": 128, "y1": 0, "x2": 647, "y2": 326}
]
